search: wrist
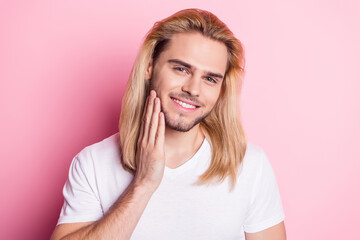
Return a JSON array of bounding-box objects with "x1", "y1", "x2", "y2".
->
[{"x1": 130, "y1": 180, "x2": 156, "y2": 197}]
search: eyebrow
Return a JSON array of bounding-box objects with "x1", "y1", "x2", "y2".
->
[{"x1": 167, "y1": 59, "x2": 224, "y2": 80}]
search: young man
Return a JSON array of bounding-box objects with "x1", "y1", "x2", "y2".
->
[{"x1": 51, "y1": 8, "x2": 286, "y2": 240}]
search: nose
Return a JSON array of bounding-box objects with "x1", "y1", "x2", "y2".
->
[{"x1": 181, "y1": 74, "x2": 201, "y2": 97}]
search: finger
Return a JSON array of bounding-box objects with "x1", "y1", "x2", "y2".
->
[
  {"x1": 143, "y1": 91, "x2": 156, "y2": 144},
  {"x1": 148, "y1": 97, "x2": 160, "y2": 144},
  {"x1": 155, "y1": 112, "x2": 165, "y2": 148},
  {"x1": 137, "y1": 95, "x2": 149, "y2": 146}
]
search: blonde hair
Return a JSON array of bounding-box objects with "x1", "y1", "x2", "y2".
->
[{"x1": 119, "y1": 8, "x2": 247, "y2": 191}]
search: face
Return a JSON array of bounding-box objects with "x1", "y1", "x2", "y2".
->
[{"x1": 146, "y1": 32, "x2": 228, "y2": 132}]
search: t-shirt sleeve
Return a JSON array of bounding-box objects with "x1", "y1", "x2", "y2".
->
[
  {"x1": 243, "y1": 150, "x2": 285, "y2": 233},
  {"x1": 56, "y1": 149, "x2": 103, "y2": 225}
]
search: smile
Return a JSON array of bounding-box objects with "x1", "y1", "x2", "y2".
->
[{"x1": 170, "y1": 97, "x2": 199, "y2": 111}]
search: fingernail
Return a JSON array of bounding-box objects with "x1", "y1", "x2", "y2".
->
[{"x1": 155, "y1": 98, "x2": 159, "y2": 104}]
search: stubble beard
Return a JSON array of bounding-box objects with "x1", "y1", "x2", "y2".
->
[
  {"x1": 149, "y1": 80, "x2": 212, "y2": 132},
  {"x1": 162, "y1": 108, "x2": 212, "y2": 132}
]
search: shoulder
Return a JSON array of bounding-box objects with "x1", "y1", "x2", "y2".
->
[
  {"x1": 238, "y1": 142, "x2": 272, "y2": 178},
  {"x1": 243, "y1": 142, "x2": 267, "y2": 165},
  {"x1": 81, "y1": 132, "x2": 120, "y2": 157},
  {"x1": 74, "y1": 132, "x2": 121, "y2": 169}
]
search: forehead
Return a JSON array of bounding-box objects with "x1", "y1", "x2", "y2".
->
[{"x1": 159, "y1": 32, "x2": 228, "y2": 74}]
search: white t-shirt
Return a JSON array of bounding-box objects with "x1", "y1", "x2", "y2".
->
[{"x1": 57, "y1": 132, "x2": 285, "y2": 239}]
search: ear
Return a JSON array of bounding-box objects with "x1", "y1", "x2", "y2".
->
[{"x1": 145, "y1": 58, "x2": 154, "y2": 80}]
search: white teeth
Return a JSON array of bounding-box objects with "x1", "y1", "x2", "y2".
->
[{"x1": 172, "y1": 98, "x2": 196, "y2": 109}]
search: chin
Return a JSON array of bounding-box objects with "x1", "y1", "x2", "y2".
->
[
  {"x1": 163, "y1": 112, "x2": 204, "y2": 132},
  {"x1": 166, "y1": 122, "x2": 195, "y2": 132}
]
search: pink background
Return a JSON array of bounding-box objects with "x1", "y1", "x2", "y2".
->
[{"x1": 1, "y1": 0, "x2": 359, "y2": 239}]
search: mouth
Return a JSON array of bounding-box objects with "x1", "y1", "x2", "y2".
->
[{"x1": 170, "y1": 97, "x2": 200, "y2": 111}]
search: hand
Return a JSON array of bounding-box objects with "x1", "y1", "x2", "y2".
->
[{"x1": 133, "y1": 90, "x2": 166, "y2": 192}]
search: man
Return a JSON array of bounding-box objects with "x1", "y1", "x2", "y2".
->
[{"x1": 51, "y1": 8, "x2": 286, "y2": 240}]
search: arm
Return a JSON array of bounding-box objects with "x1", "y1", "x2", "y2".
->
[
  {"x1": 50, "y1": 182, "x2": 154, "y2": 240},
  {"x1": 245, "y1": 221, "x2": 286, "y2": 240},
  {"x1": 51, "y1": 90, "x2": 165, "y2": 240}
]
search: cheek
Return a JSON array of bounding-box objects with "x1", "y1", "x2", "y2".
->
[
  {"x1": 204, "y1": 87, "x2": 222, "y2": 106},
  {"x1": 153, "y1": 73, "x2": 182, "y2": 95},
  {"x1": 152, "y1": 69, "x2": 171, "y2": 88}
]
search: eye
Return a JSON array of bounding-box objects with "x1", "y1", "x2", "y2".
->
[
  {"x1": 174, "y1": 67, "x2": 187, "y2": 73},
  {"x1": 205, "y1": 76, "x2": 217, "y2": 83}
]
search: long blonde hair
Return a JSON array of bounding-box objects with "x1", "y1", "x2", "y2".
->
[{"x1": 119, "y1": 8, "x2": 247, "y2": 191}]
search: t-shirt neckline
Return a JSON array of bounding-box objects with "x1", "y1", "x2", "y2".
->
[{"x1": 164, "y1": 137, "x2": 209, "y2": 180}]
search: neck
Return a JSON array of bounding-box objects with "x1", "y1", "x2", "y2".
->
[{"x1": 164, "y1": 124, "x2": 205, "y2": 168}]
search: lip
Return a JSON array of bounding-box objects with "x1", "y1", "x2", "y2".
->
[
  {"x1": 170, "y1": 97, "x2": 200, "y2": 113},
  {"x1": 170, "y1": 97, "x2": 200, "y2": 107}
]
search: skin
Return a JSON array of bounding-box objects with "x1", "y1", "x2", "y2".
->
[
  {"x1": 245, "y1": 221, "x2": 287, "y2": 240},
  {"x1": 145, "y1": 31, "x2": 227, "y2": 168},
  {"x1": 50, "y1": 32, "x2": 286, "y2": 240}
]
